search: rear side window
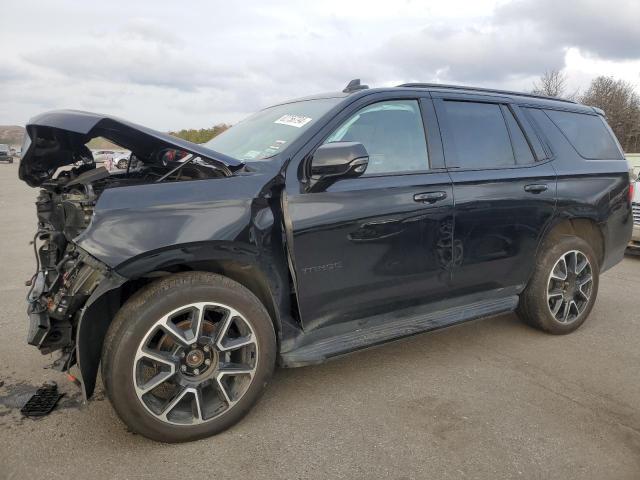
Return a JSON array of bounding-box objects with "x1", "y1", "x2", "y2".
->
[
  {"x1": 544, "y1": 110, "x2": 621, "y2": 160},
  {"x1": 502, "y1": 107, "x2": 534, "y2": 164},
  {"x1": 442, "y1": 101, "x2": 514, "y2": 169}
]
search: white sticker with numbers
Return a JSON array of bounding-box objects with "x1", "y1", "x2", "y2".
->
[{"x1": 274, "y1": 115, "x2": 312, "y2": 128}]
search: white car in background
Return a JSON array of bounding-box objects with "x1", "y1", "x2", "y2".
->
[
  {"x1": 112, "y1": 151, "x2": 132, "y2": 170},
  {"x1": 92, "y1": 150, "x2": 116, "y2": 164}
]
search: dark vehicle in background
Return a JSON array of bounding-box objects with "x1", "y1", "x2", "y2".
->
[
  {"x1": 0, "y1": 144, "x2": 13, "y2": 163},
  {"x1": 19, "y1": 81, "x2": 633, "y2": 442}
]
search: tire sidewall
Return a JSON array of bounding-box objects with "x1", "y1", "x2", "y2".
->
[
  {"x1": 104, "y1": 274, "x2": 276, "y2": 442},
  {"x1": 526, "y1": 235, "x2": 599, "y2": 334}
]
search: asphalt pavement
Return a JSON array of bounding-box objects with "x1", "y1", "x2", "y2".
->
[{"x1": 1, "y1": 161, "x2": 639, "y2": 479}]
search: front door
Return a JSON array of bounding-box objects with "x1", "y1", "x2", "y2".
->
[{"x1": 284, "y1": 97, "x2": 455, "y2": 331}]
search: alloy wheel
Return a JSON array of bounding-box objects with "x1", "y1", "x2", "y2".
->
[
  {"x1": 132, "y1": 302, "x2": 258, "y2": 425},
  {"x1": 546, "y1": 250, "x2": 593, "y2": 324}
]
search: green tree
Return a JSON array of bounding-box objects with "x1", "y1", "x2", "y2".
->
[{"x1": 169, "y1": 124, "x2": 230, "y2": 144}]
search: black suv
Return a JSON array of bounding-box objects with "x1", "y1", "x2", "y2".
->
[{"x1": 20, "y1": 80, "x2": 633, "y2": 442}]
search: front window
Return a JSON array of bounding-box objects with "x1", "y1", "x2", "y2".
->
[
  {"x1": 205, "y1": 97, "x2": 342, "y2": 161},
  {"x1": 323, "y1": 100, "x2": 429, "y2": 175}
]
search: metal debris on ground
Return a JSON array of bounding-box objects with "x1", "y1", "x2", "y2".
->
[{"x1": 20, "y1": 383, "x2": 64, "y2": 418}]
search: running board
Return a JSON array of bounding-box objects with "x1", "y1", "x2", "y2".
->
[{"x1": 280, "y1": 296, "x2": 519, "y2": 367}]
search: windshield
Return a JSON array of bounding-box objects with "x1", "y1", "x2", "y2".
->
[{"x1": 204, "y1": 97, "x2": 342, "y2": 161}]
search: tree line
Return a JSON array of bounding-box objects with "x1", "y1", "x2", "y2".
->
[
  {"x1": 532, "y1": 71, "x2": 640, "y2": 153},
  {"x1": 169, "y1": 124, "x2": 230, "y2": 144}
]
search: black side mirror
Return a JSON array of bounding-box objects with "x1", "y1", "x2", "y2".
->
[{"x1": 310, "y1": 142, "x2": 369, "y2": 185}]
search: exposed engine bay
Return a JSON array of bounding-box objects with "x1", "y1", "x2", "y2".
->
[
  {"x1": 37, "y1": 160, "x2": 227, "y2": 238},
  {"x1": 27, "y1": 155, "x2": 230, "y2": 362}
]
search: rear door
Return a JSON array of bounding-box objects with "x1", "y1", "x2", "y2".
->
[
  {"x1": 433, "y1": 93, "x2": 557, "y2": 296},
  {"x1": 284, "y1": 93, "x2": 455, "y2": 331}
]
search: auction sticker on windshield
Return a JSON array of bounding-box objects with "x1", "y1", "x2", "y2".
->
[{"x1": 274, "y1": 115, "x2": 312, "y2": 128}]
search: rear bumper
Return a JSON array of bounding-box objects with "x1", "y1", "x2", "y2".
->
[{"x1": 602, "y1": 203, "x2": 634, "y2": 271}]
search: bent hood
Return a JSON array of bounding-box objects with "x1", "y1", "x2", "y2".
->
[{"x1": 19, "y1": 110, "x2": 245, "y2": 187}]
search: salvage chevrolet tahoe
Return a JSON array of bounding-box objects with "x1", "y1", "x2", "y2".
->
[{"x1": 20, "y1": 80, "x2": 633, "y2": 442}]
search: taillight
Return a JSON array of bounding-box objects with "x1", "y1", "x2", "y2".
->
[{"x1": 630, "y1": 182, "x2": 635, "y2": 204}]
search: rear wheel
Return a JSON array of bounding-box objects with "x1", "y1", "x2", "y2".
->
[
  {"x1": 101, "y1": 272, "x2": 276, "y2": 442},
  {"x1": 518, "y1": 235, "x2": 599, "y2": 334},
  {"x1": 117, "y1": 159, "x2": 128, "y2": 169}
]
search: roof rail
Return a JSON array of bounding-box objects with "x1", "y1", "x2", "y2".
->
[{"x1": 397, "y1": 83, "x2": 577, "y2": 104}]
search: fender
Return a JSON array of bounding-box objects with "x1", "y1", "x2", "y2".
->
[
  {"x1": 116, "y1": 240, "x2": 291, "y2": 328},
  {"x1": 72, "y1": 168, "x2": 296, "y2": 399},
  {"x1": 75, "y1": 240, "x2": 293, "y2": 399}
]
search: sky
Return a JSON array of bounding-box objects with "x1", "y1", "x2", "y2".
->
[{"x1": 1, "y1": 0, "x2": 639, "y2": 130}]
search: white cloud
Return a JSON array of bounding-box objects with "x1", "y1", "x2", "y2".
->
[{"x1": 1, "y1": 0, "x2": 639, "y2": 129}]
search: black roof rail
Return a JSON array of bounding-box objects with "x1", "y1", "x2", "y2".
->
[
  {"x1": 343, "y1": 79, "x2": 369, "y2": 93},
  {"x1": 397, "y1": 82, "x2": 577, "y2": 104}
]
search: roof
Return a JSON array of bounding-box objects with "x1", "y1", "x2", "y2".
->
[
  {"x1": 397, "y1": 82, "x2": 578, "y2": 104},
  {"x1": 281, "y1": 81, "x2": 590, "y2": 111}
]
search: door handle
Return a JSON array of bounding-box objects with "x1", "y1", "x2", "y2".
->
[
  {"x1": 414, "y1": 191, "x2": 447, "y2": 203},
  {"x1": 524, "y1": 184, "x2": 548, "y2": 194}
]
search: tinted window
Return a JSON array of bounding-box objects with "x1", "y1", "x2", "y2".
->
[
  {"x1": 502, "y1": 106, "x2": 534, "y2": 164},
  {"x1": 544, "y1": 110, "x2": 621, "y2": 159},
  {"x1": 443, "y1": 101, "x2": 514, "y2": 169},
  {"x1": 324, "y1": 100, "x2": 428, "y2": 174}
]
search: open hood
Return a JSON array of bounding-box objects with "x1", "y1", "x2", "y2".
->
[{"x1": 19, "y1": 110, "x2": 245, "y2": 187}]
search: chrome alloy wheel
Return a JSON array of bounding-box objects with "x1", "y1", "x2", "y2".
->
[
  {"x1": 546, "y1": 250, "x2": 593, "y2": 324},
  {"x1": 133, "y1": 302, "x2": 258, "y2": 425}
]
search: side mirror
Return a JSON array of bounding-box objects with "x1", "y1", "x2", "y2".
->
[{"x1": 311, "y1": 142, "x2": 369, "y2": 181}]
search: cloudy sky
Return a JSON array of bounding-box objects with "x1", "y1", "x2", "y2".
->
[{"x1": 1, "y1": 0, "x2": 639, "y2": 130}]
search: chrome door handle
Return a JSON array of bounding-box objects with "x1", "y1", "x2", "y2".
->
[
  {"x1": 414, "y1": 191, "x2": 447, "y2": 203},
  {"x1": 524, "y1": 184, "x2": 548, "y2": 194}
]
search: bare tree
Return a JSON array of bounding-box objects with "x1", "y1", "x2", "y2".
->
[
  {"x1": 581, "y1": 77, "x2": 640, "y2": 152},
  {"x1": 532, "y1": 70, "x2": 569, "y2": 98}
]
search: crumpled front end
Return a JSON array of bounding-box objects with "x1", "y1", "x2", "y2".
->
[
  {"x1": 21, "y1": 109, "x2": 245, "y2": 379},
  {"x1": 25, "y1": 173, "x2": 118, "y2": 373},
  {"x1": 27, "y1": 244, "x2": 108, "y2": 362}
]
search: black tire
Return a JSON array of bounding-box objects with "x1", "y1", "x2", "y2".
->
[
  {"x1": 518, "y1": 235, "x2": 599, "y2": 334},
  {"x1": 101, "y1": 271, "x2": 276, "y2": 442},
  {"x1": 117, "y1": 159, "x2": 128, "y2": 169}
]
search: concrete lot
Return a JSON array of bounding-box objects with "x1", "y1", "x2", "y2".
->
[{"x1": 0, "y1": 161, "x2": 639, "y2": 479}]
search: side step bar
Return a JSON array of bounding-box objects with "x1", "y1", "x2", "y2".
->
[{"x1": 280, "y1": 296, "x2": 519, "y2": 367}]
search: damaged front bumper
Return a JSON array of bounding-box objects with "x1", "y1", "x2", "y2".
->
[{"x1": 27, "y1": 245, "x2": 110, "y2": 365}]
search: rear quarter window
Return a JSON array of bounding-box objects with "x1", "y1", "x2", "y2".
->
[{"x1": 544, "y1": 110, "x2": 622, "y2": 160}]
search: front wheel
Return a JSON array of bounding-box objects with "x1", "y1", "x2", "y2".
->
[
  {"x1": 518, "y1": 235, "x2": 599, "y2": 334},
  {"x1": 101, "y1": 272, "x2": 276, "y2": 442}
]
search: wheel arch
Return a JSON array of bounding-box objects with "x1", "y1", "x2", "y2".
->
[
  {"x1": 76, "y1": 242, "x2": 293, "y2": 400},
  {"x1": 536, "y1": 216, "x2": 605, "y2": 268}
]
